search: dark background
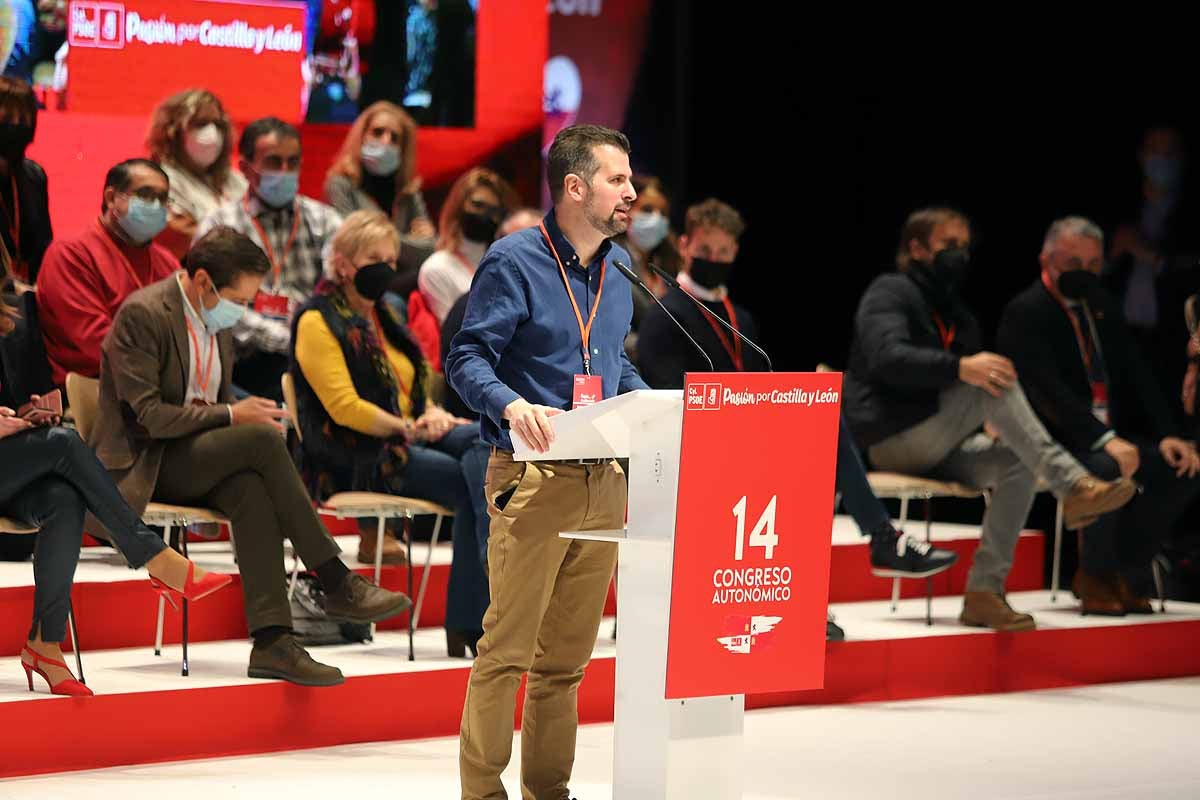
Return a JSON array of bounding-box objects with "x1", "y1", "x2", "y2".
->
[{"x1": 622, "y1": 11, "x2": 1200, "y2": 591}]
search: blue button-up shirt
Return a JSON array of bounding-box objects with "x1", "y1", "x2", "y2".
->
[{"x1": 445, "y1": 210, "x2": 650, "y2": 450}]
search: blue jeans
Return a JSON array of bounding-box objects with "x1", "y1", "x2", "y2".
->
[
  {"x1": 836, "y1": 413, "x2": 892, "y2": 537},
  {"x1": 395, "y1": 422, "x2": 490, "y2": 633}
]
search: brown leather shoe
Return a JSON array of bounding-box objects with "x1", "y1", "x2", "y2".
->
[
  {"x1": 248, "y1": 633, "x2": 344, "y2": 686},
  {"x1": 1071, "y1": 569, "x2": 1125, "y2": 616},
  {"x1": 959, "y1": 591, "x2": 1036, "y2": 631},
  {"x1": 1062, "y1": 477, "x2": 1137, "y2": 529},
  {"x1": 357, "y1": 529, "x2": 407, "y2": 566},
  {"x1": 1112, "y1": 574, "x2": 1154, "y2": 614},
  {"x1": 323, "y1": 573, "x2": 412, "y2": 624}
]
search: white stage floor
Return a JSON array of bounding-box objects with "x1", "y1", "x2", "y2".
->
[{"x1": 5, "y1": 676, "x2": 1197, "y2": 799}]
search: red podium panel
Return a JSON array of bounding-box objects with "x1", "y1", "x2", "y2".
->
[{"x1": 665, "y1": 372, "x2": 841, "y2": 699}]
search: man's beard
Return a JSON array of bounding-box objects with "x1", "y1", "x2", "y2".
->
[{"x1": 582, "y1": 188, "x2": 629, "y2": 237}]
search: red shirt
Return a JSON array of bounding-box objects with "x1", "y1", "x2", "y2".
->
[{"x1": 38, "y1": 219, "x2": 180, "y2": 385}]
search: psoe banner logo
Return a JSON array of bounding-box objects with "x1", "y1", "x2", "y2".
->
[
  {"x1": 685, "y1": 382, "x2": 723, "y2": 411},
  {"x1": 716, "y1": 614, "x2": 782, "y2": 654},
  {"x1": 69, "y1": 1, "x2": 126, "y2": 49}
]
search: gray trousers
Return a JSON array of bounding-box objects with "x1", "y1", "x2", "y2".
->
[{"x1": 869, "y1": 382, "x2": 1088, "y2": 593}]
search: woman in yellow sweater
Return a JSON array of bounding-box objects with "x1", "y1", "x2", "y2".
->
[{"x1": 291, "y1": 210, "x2": 489, "y2": 657}]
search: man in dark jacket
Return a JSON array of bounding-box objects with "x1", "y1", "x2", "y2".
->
[
  {"x1": 998, "y1": 216, "x2": 1200, "y2": 615},
  {"x1": 844, "y1": 207, "x2": 1137, "y2": 631}
]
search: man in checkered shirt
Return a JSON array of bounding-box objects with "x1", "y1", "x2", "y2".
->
[{"x1": 195, "y1": 117, "x2": 343, "y2": 400}]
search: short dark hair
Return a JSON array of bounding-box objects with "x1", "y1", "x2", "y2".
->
[
  {"x1": 895, "y1": 207, "x2": 971, "y2": 271},
  {"x1": 684, "y1": 198, "x2": 745, "y2": 240},
  {"x1": 184, "y1": 227, "x2": 271, "y2": 288},
  {"x1": 0, "y1": 75, "x2": 38, "y2": 131},
  {"x1": 546, "y1": 124, "x2": 631, "y2": 204},
  {"x1": 101, "y1": 158, "x2": 169, "y2": 212},
  {"x1": 239, "y1": 116, "x2": 301, "y2": 161}
]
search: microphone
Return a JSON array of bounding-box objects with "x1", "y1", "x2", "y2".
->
[
  {"x1": 647, "y1": 262, "x2": 774, "y2": 372},
  {"x1": 611, "y1": 259, "x2": 714, "y2": 372}
]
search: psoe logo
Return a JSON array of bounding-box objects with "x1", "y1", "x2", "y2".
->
[
  {"x1": 716, "y1": 615, "x2": 782, "y2": 654},
  {"x1": 685, "y1": 382, "x2": 722, "y2": 411},
  {"x1": 69, "y1": 2, "x2": 126, "y2": 49}
]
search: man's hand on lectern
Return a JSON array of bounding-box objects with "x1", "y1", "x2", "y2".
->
[{"x1": 504, "y1": 398, "x2": 563, "y2": 453}]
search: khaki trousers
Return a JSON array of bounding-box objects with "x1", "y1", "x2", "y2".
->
[{"x1": 459, "y1": 451, "x2": 623, "y2": 800}]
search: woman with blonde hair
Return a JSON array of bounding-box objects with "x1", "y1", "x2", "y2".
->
[
  {"x1": 145, "y1": 88, "x2": 247, "y2": 259},
  {"x1": 416, "y1": 167, "x2": 518, "y2": 324},
  {"x1": 325, "y1": 101, "x2": 436, "y2": 273},
  {"x1": 290, "y1": 210, "x2": 490, "y2": 657}
]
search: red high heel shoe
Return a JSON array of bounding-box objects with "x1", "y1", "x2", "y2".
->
[
  {"x1": 149, "y1": 561, "x2": 233, "y2": 609},
  {"x1": 21, "y1": 646, "x2": 93, "y2": 697}
]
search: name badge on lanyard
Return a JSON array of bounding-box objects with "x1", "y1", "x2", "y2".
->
[
  {"x1": 1091, "y1": 382, "x2": 1110, "y2": 426},
  {"x1": 540, "y1": 222, "x2": 608, "y2": 409},
  {"x1": 253, "y1": 292, "x2": 292, "y2": 321},
  {"x1": 246, "y1": 197, "x2": 300, "y2": 322}
]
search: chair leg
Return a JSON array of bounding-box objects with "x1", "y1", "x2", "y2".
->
[
  {"x1": 924, "y1": 497, "x2": 933, "y2": 627},
  {"x1": 891, "y1": 497, "x2": 910, "y2": 612},
  {"x1": 405, "y1": 517, "x2": 415, "y2": 662},
  {"x1": 370, "y1": 515, "x2": 387, "y2": 641},
  {"x1": 1152, "y1": 555, "x2": 1168, "y2": 614},
  {"x1": 67, "y1": 600, "x2": 84, "y2": 685},
  {"x1": 1051, "y1": 500, "x2": 1065, "y2": 603},
  {"x1": 412, "y1": 514, "x2": 443, "y2": 632},
  {"x1": 154, "y1": 525, "x2": 173, "y2": 657},
  {"x1": 287, "y1": 546, "x2": 301, "y2": 601},
  {"x1": 181, "y1": 525, "x2": 190, "y2": 678}
]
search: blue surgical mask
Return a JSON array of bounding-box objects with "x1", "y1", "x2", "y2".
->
[
  {"x1": 255, "y1": 170, "x2": 299, "y2": 208},
  {"x1": 361, "y1": 141, "x2": 401, "y2": 177},
  {"x1": 628, "y1": 210, "x2": 669, "y2": 251},
  {"x1": 117, "y1": 196, "x2": 168, "y2": 243},
  {"x1": 201, "y1": 285, "x2": 245, "y2": 332}
]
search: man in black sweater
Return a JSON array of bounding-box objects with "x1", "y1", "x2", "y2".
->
[
  {"x1": 998, "y1": 216, "x2": 1200, "y2": 615},
  {"x1": 844, "y1": 208, "x2": 1138, "y2": 632},
  {"x1": 637, "y1": 198, "x2": 767, "y2": 382}
]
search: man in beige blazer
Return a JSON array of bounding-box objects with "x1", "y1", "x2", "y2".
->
[{"x1": 93, "y1": 226, "x2": 411, "y2": 686}]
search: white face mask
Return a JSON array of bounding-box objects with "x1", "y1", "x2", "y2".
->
[{"x1": 185, "y1": 123, "x2": 223, "y2": 170}]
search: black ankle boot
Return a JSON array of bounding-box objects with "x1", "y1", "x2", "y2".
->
[{"x1": 446, "y1": 629, "x2": 481, "y2": 658}]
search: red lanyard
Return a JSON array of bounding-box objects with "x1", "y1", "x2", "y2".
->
[
  {"x1": 184, "y1": 315, "x2": 217, "y2": 400},
  {"x1": 540, "y1": 222, "x2": 606, "y2": 375},
  {"x1": 97, "y1": 219, "x2": 153, "y2": 289},
  {"x1": 1041, "y1": 270, "x2": 1095, "y2": 373},
  {"x1": 931, "y1": 312, "x2": 956, "y2": 351},
  {"x1": 371, "y1": 309, "x2": 414, "y2": 401},
  {"x1": 0, "y1": 173, "x2": 19, "y2": 257},
  {"x1": 244, "y1": 197, "x2": 301, "y2": 289},
  {"x1": 451, "y1": 250, "x2": 476, "y2": 273},
  {"x1": 687, "y1": 289, "x2": 744, "y2": 370}
]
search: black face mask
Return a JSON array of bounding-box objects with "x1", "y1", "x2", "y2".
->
[
  {"x1": 353, "y1": 261, "x2": 395, "y2": 301},
  {"x1": 1057, "y1": 269, "x2": 1100, "y2": 301},
  {"x1": 927, "y1": 247, "x2": 971, "y2": 292},
  {"x1": 0, "y1": 123, "x2": 33, "y2": 164},
  {"x1": 460, "y1": 209, "x2": 500, "y2": 243},
  {"x1": 689, "y1": 257, "x2": 734, "y2": 290}
]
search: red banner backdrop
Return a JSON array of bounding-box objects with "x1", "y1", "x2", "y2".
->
[{"x1": 665, "y1": 372, "x2": 842, "y2": 699}]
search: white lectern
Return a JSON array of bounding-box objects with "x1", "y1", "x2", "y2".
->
[{"x1": 514, "y1": 390, "x2": 744, "y2": 800}]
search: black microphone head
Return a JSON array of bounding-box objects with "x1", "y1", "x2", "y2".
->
[
  {"x1": 611, "y1": 259, "x2": 639, "y2": 283},
  {"x1": 647, "y1": 261, "x2": 679, "y2": 288}
]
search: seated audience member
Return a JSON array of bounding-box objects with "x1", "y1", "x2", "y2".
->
[
  {"x1": 324, "y1": 101, "x2": 436, "y2": 275},
  {"x1": 613, "y1": 174, "x2": 683, "y2": 328},
  {"x1": 196, "y1": 117, "x2": 343, "y2": 401},
  {"x1": 417, "y1": 167, "x2": 518, "y2": 325},
  {"x1": 0, "y1": 274, "x2": 231, "y2": 696},
  {"x1": 637, "y1": 198, "x2": 768, "y2": 386},
  {"x1": 439, "y1": 207, "x2": 543, "y2": 423},
  {"x1": 844, "y1": 207, "x2": 1138, "y2": 632},
  {"x1": 146, "y1": 88, "x2": 248, "y2": 260},
  {"x1": 0, "y1": 76, "x2": 52, "y2": 284},
  {"x1": 38, "y1": 159, "x2": 177, "y2": 386},
  {"x1": 998, "y1": 217, "x2": 1200, "y2": 615},
  {"x1": 291, "y1": 210, "x2": 490, "y2": 657},
  {"x1": 94, "y1": 227, "x2": 410, "y2": 686},
  {"x1": 1185, "y1": 295, "x2": 1200, "y2": 420}
]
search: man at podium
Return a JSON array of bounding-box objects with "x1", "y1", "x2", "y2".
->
[{"x1": 446, "y1": 124, "x2": 650, "y2": 800}]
